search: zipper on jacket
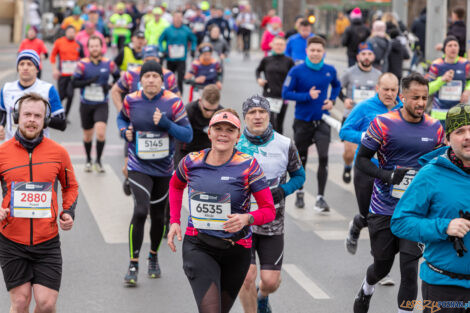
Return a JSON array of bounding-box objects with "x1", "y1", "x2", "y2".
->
[{"x1": 29, "y1": 152, "x2": 33, "y2": 246}]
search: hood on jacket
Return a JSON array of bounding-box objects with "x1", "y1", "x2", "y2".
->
[{"x1": 419, "y1": 146, "x2": 470, "y2": 176}]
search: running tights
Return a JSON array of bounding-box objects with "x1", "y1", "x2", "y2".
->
[
  {"x1": 183, "y1": 236, "x2": 251, "y2": 313},
  {"x1": 128, "y1": 171, "x2": 170, "y2": 259},
  {"x1": 366, "y1": 253, "x2": 420, "y2": 311},
  {"x1": 298, "y1": 151, "x2": 328, "y2": 196}
]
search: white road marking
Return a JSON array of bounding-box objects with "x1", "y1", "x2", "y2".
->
[
  {"x1": 306, "y1": 161, "x2": 355, "y2": 194},
  {"x1": 75, "y1": 163, "x2": 149, "y2": 244},
  {"x1": 314, "y1": 229, "x2": 369, "y2": 241},
  {"x1": 283, "y1": 264, "x2": 330, "y2": 299},
  {"x1": 285, "y1": 190, "x2": 346, "y2": 222}
]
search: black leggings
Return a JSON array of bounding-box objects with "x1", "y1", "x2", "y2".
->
[
  {"x1": 58, "y1": 76, "x2": 75, "y2": 118},
  {"x1": 167, "y1": 60, "x2": 186, "y2": 95},
  {"x1": 239, "y1": 28, "x2": 251, "y2": 52},
  {"x1": 293, "y1": 119, "x2": 330, "y2": 195},
  {"x1": 352, "y1": 165, "x2": 375, "y2": 230},
  {"x1": 183, "y1": 235, "x2": 251, "y2": 313},
  {"x1": 127, "y1": 171, "x2": 170, "y2": 259},
  {"x1": 366, "y1": 253, "x2": 420, "y2": 311}
]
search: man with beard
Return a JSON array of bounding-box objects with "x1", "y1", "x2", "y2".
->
[
  {"x1": 72, "y1": 36, "x2": 120, "y2": 173},
  {"x1": 339, "y1": 42, "x2": 381, "y2": 184},
  {"x1": 353, "y1": 73, "x2": 445, "y2": 313},
  {"x1": 0, "y1": 92, "x2": 78, "y2": 313},
  {"x1": 391, "y1": 103, "x2": 470, "y2": 313}
]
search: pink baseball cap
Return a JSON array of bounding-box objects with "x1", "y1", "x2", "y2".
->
[{"x1": 209, "y1": 111, "x2": 241, "y2": 129}]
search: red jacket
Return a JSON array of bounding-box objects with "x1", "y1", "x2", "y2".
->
[{"x1": 0, "y1": 136, "x2": 79, "y2": 246}]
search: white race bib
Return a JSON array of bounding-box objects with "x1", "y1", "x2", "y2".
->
[
  {"x1": 193, "y1": 22, "x2": 205, "y2": 32},
  {"x1": 136, "y1": 131, "x2": 169, "y2": 160},
  {"x1": 127, "y1": 62, "x2": 141, "y2": 72},
  {"x1": 353, "y1": 86, "x2": 375, "y2": 104},
  {"x1": 168, "y1": 44, "x2": 185, "y2": 59},
  {"x1": 439, "y1": 80, "x2": 462, "y2": 101},
  {"x1": 243, "y1": 23, "x2": 255, "y2": 31},
  {"x1": 190, "y1": 191, "x2": 231, "y2": 230},
  {"x1": 391, "y1": 169, "x2": 417, "y2": 199},
  {"x1": 83, "y1": 84, "x2": 105, "y2": 102},
  {"x1": 11, "y1": 182, "x2": 52, "y2": 218},
  {"x1": 61, "y1": 60, "x2": 77, "y2": 75},
  {"x1": 116, "y1": 19, "x2": 127, "y2": 27},
  {"x1": 267, "y1": 98, "x2": 283, "y2": 114}
]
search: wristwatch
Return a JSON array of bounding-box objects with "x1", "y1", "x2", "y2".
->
[{"x1": 248, "y1": 214, "x2": 254, "y2": 225}]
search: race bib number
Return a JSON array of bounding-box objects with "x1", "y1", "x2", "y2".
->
[
  {"x1": 83, "y1": 84, "x2": 105, "y2": 102},
  {"x1": 136, "y1": 131, "x2": 169, "y2": 160},
  {"x1": 250, "y1": 178, "x2": 279, "y2": 212},
  {"x1": 10, "y1": 182, "x2": 52, "y2": 218},
  {"x1": 127, "y1": 62, "x2": 140, "y2": 72},
  {"x1": 439, "y1": 80, "x2": 462, "y2": 101},
  {"x1": 353, "y1": 86, "x2": 375, "y2": 104},
  {"x1": 190, "y1": 191, "x2": 231, "y2": 230},
  {"x1": 391, "y1": 169, "x2": 417, "y2": 199},
  {"x1": 168, "y1": 44, "x2": 185, "y2": 59},
  {"x1": 116, "y1": 18, "x2": 127, "y2": 27},
  {"x1": 243, "y1": 23, "x2": 255, "y2": 31},
  {"x1": 193, "y1": 22, "x2": 205, "y2": 32},
  {"x1": 61, "y1": 60, "x2": 77, "y2": 75},
  {"x1": 267, "y1": 98, "x2": 283, "y2": 114}
]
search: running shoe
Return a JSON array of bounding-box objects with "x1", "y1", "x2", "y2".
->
[
  {"x1": 257, "y1": 295, "x2": 272, "y2": 313},
  {"x1": 314, "y1": 196, "x2": 330, "y2": 214},
  {"x1": 148, "y1": 253, "x2": 161, "y2": 278},
  {"x1": 94, "y1": 162, "x2": 105, "y2": 173},
  {"x1": 345, "y1": 220, "x2": 360, "y2": 255},
  {"x1": 84, "y1": 162, "x2": 92, "y2": 173},
  {"x1": 124, "y1": 263, "x2": 138, "y2": 286},
  {"x1": 122, "y1": 178, "x2": 131, "y2": 196},
  {"x1": 295, "y1": 191, "x2": 305, "y2": 209},
  {"x1": 378, "y1": 274, "x2": 395, "y2": 286},
  {"x1": 343, "y1": 166, "x2": 352, "y2": 184},
  {"x1": 353, "y1": 284, "x2": 373, "y2": 313}
]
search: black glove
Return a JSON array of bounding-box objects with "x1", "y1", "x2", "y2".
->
[
  {"x1": 190, "y1": 50, "x2": 195, "y2": 58},
  {"x1": 72, "y1": 75, "x2": 99, "y2": 88},
  {"x1": 101, "y1": 83, "x2": 113, "y2": 95},
  {"x1": 382, "y1": 168, "x2": 409, "y2": 185},
  {"x1": 450, "y1": 236, "x2": 468, "y2": 257},
  {"x1": 271, "y1": 187, "x2": 285, "y2": 205}
]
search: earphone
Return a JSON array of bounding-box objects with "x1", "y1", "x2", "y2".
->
[{"x1": 12, "y1": 94, "x2": 52, "y2": 127}]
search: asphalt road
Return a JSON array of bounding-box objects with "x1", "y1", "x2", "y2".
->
[{"x1": 0, "y1": 44, "x2": 422, "y2": 313}]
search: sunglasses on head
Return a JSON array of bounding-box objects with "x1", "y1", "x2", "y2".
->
[{"x1": 448, "y1": 104, "x2": 470, "y2": 116}]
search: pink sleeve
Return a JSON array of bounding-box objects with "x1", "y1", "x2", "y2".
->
[
  {"x1": 249, "y1": 187, "x2": 275, "y2": 225},
  {"x1": 169, "y1": 173, "x2": 187, "y2": 225},
  {"x1": 260, "y1": 31, "x2": 269, "y2": 52}
]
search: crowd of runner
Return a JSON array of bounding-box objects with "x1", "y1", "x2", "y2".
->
[{"x1": 0, "y1": 1, "x2": 469, "y2": 313}]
